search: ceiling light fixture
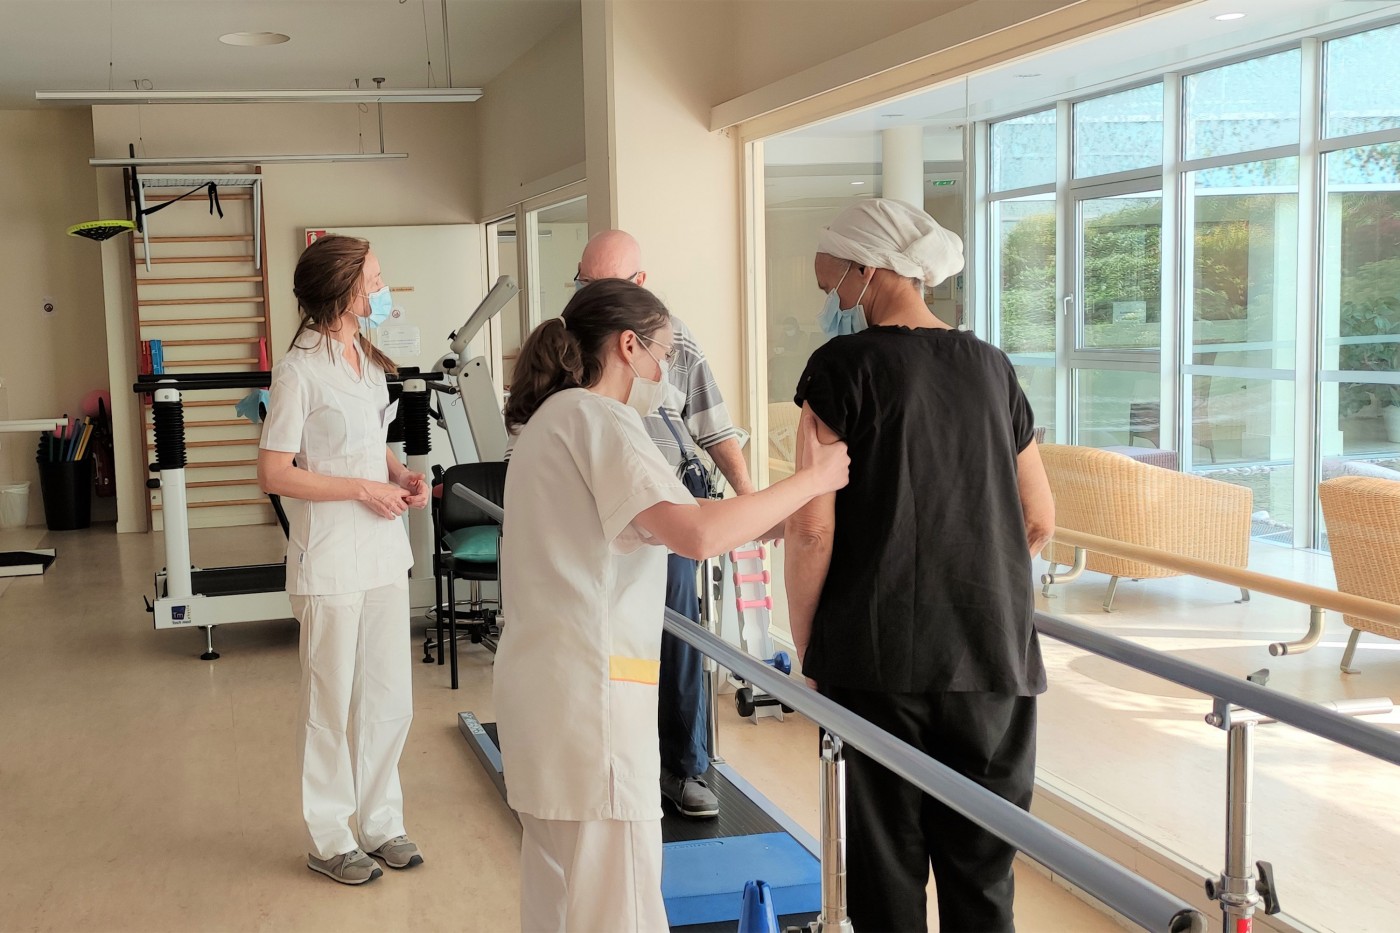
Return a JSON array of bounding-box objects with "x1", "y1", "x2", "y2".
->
[
  {"x1": 36, "y1": 88, "x2": 481, "y2": 105},
  {"x1": 89, "y1": 153, "x2": 408, "y2": 167},
  {"x1": 1213, "y1": 12, "x2": 1246, "y2": 21},
  {"x1": 851, "y1": 181, "x2": 866, "y2": 186},
  {"x1": 219, "y1": 32, "x2": 290, "y2": 46}
]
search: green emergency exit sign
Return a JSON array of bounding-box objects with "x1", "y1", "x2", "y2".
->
[{"x1": 930, "y1": 179, "x2": 956, "y2": 186}]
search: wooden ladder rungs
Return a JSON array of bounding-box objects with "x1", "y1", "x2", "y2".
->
[
  {"x1": 162, "y1": 358, "x2": 260, "y2": 368},
  {"x1": 136, "y1": 275, "x2": 264, "y2": 286},
  {"x1": 184, "y1": 459, "x2": 259, "y2": 469},
  {"x1": 143, "y1": 235, "x2": 254, "y2": 244},
  {"x1": 143, "y1": 192, "x2": 253, "y2": 202},
  {"x1": 158, "y1": 338, "x2": 264, "y2": 348},
  {"x1": 139, "y1": 316, "x2": 266, "y2": 326},
  {"x1": 146, "y1": 438, "x2": 256, "y2": 450},
  {"x1": 187, "y1": 478, "x2": 261, "y2": 489},
  {"x1": 138, "y1": 296, "x2": 265, "y2": 307},
  {"x1": 152, "y1": 498, "x2": 271, "y2": 511},
  {"x1": 147, "y1": 256, "x2": 256, "y2": 264},
  {"x1": 147, "y1": 418, "x2": 251, "y2": 429}
]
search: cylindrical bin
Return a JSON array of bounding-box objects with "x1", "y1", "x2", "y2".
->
[
  {"x1": 0, "y1": 482, "x2": 30, "y2": 528},
  {"x1": 37, "y1": 460, "x2": 92, "y2": 531}
]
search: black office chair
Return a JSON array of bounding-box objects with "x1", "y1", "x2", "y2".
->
[{"x1": 425, "y1": 461, "x2": 507, "y2": 689}]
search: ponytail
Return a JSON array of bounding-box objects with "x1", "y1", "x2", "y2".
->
[
  {"x1": 504, "y1": 278, "x2": 670, "y2": 430},
  {"x1": 504, "y1": 319, "x2": 587, "y2": 430}
]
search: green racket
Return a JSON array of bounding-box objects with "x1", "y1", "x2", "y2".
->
[{"x1": 67, "y1": 220, "x2": 136, "y2": 241}]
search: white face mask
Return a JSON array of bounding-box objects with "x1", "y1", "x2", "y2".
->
[{"x1": 625, "y1": 340, "x2": 670, "y2": 417}]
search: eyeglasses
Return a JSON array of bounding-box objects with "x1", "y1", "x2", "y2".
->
[
  {"x1": 574, "y1": 270, "x2": 642, "y2": 287},
  {"x1": 638, "y1": 332, "x2": 678, "y2": 364}
]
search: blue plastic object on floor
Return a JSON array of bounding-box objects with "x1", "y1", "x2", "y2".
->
[
  {"x1": 663, "y1": 832, "x2": 820, "y2": 927},
  {"x1": 737, "y1": 880, "x2": 780, "y2": 933}
]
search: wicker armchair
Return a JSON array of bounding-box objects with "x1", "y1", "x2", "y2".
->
[
  {"x1": 1040, "y1": 444, "x2": 1253, "y2": 611},
  {"x1": 1319, "y1": 476, "x2": 1400, "y2": 672}
]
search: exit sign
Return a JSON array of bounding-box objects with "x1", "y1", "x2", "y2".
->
[{"x1": 930, "y1": 179, "x2": 956, "y2": 187}]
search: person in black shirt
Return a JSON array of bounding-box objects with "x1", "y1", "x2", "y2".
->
[{"x1": 786, "y1": 199, "x2": 1055, "y2": 933}]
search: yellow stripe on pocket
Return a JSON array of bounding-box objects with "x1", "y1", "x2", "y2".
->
[{"x1": 609, "y1": 655, "x2": 661, "y2": 685}]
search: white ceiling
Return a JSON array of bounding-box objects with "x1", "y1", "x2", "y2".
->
[
  {"x1": 0, "y1": 0, "x2": 577, "y2": 109},
  {"x1": 787, "y1": 0, "x2": 1400, "y2": 138}
]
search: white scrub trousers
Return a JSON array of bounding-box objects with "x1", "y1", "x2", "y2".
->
[
  {"x1": 519, "y1": 815, "x2": 668, "y2": 933},
  {"x1": 292, "y1": 579, "x2": 413, "y2": 859}
]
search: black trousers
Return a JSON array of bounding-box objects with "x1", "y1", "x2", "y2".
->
[{"x1": 821, "y1": 685, "x2": 1038, "y2": 933}]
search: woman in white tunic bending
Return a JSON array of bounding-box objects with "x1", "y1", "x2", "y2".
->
[
  {"x1": 258, "y1": 235, "x2": 429, "y2": 885},
  {"x1": 497, "y1": 278, "x2": 849, "y2": 932}
]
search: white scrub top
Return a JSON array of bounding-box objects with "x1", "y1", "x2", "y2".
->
[
  {"x1": 260, "y1": 336, "x2": 413, "y2": 597},
  {"x1": 497, "y1": 388, "x2": 695, "y2": 822}
]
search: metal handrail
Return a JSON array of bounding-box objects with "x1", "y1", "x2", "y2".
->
[
  {"x1": 1048, "y1": 527, "x2": 1400, "y2": 629},
  {"x1": 449, "y1": 484, "x2": 1202, "y2": 932},
  {"x1": 661, "y1": 608, "x2": 1204, "y2": 933},
  {"x1": 1034, "y1": 612, "x2": 1400, "y2": 767}
]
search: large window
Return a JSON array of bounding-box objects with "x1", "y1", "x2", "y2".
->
[
  {"x1": 1073, "y1": 83, "x2": 1164, "y2": 178},
  {"x1": 1184, "y1": 51, "x2": 1301, "y2": 160},
  {"x1": 975, "y1": 20, "x2": 1400, "y2": 547}
]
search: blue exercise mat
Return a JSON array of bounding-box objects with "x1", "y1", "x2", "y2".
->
[{"x1": 662, "y1": 832, "x2": 820, "y2": 927}]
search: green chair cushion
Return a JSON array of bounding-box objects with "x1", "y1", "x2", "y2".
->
[{"x1": 443, "y1": 526, "x2": 499, "y2": 564}]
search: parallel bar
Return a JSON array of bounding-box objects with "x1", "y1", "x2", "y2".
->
[
  {"x1": 1034, "y1": 612, "x2": 1400, "y2": 767},
  {"x1": 134, "y1": 372, "x2": 271, "y2": 392},
  {"x1": 445, "y1": 485, "x2": 1202, "y2": 933},
  {"x1": 663, "y1": 611, "x2": 1204, "y2": 933},
  {"x1": 1051, "y1": 527, "x2": 1400, "y2": 628}
]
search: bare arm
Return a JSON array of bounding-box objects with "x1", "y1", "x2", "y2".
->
[
  {"x1": 258, "y1": 448, "x2": 410, "y2": 519},
  {"x1": 1016, "y1": 441, "x2": 1055, "y2": 556},
  {"x1": 636, "y1": 409, "x2": 848, "y2": 561},
  {"x1": 784, "y1": 403, "x2": 839, "y2": 665},
  {"x1": 706, "y1": 437, "x2": 755, "y2": 496},
  {"x1": 385, "y1": 447, "x2": 429, "y2": 510}
]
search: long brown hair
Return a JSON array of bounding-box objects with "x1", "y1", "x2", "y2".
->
[
  {"x1": 504, "y1": 279, "x2": 669, "y2": 430},
  {"x1": 290, "y1": 234, "x2": 398, "y2": 375}
]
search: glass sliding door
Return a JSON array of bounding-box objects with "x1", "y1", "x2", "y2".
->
[{"x1": 991, "y1": 195, "x2": 1057, "y2": 437}]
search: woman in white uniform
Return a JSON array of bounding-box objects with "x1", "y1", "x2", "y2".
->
[
  {"x1": 258, "y1": 235, "x2": 429, "y2": 885},
  {"x1": 499, "y1": 279, "x2": 849, "y2": 932}
]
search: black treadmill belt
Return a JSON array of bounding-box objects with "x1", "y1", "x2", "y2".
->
[
  {"x1": 188, "y1": 563, "x2": 286, "y2": 597},
  {"x1": 480, "y1": 723, "x2": 784, "y2": 843}
]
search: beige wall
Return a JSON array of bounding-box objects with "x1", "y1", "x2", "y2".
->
[
  {"x1": 733, "y1": 0, "x2": 975, "y2": 94},
  {"x1": 0, "y1": 109, "x2": 110, "y2": 526},
  {"x1": 478, "y1": 14, "x2": 586, "y2": 220},
  {"x1": 595, "y1": 0, "x2": 747, "y2": 416},
  {"x1": 90, "y1": 102, "x2": 477, "y2": 531}
]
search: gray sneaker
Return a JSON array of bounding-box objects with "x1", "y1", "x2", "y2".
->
[
  {"x1": 307, "y1": 848, "x2": 382, "y2": 885},
  {"x1": 660, "y1": 769, "x2": 719, "y2": 819},
  {"x1": 367, "y1": 835, "x2": 424, "y2": 869}
]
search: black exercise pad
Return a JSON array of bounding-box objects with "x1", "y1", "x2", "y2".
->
[
  {"x1": 186, "y1": 563, "x2": 286, "y2": 597},
  {"x1": 0, "y1": 549, "x2": 56, "y2": 577}
]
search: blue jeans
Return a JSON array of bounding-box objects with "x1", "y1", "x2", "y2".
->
[{"x1": 658, "y1": 553, "x2": 708, "y2": 778}]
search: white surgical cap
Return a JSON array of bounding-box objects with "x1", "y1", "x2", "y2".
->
[{"x1": 817, "y1": 198, "x2": 964, "y2": 287}]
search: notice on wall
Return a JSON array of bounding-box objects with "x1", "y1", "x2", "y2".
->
[{"x1": 378, "y1": 325, "x2": 421, "y2": 361}]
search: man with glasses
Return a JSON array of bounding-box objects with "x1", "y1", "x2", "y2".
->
[{"x1": 576, "y1": 230, "x2": 755, "y2": 819}]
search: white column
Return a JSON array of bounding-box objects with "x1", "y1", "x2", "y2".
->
[{"x1": 880, "y1": 126, "x2": 924, "y2": 209}]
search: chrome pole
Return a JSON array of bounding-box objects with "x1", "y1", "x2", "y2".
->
[
  {"x1": 815, "y1": 733, "x2": 854, "y2": 933},
  {"x1": 699, "y1": 556, "x2": 722, "y2": 763},
  {"x1": 1217, "y1": 717, "x2": 1262, "y2": 927}
]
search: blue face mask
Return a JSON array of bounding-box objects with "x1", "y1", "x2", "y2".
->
[
  {"x1": 817, "y1": 263, "x2": 869, "y2": 338},
  {"x1": 363, "y1": 286, "x2": 393, "y2": 329}
]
